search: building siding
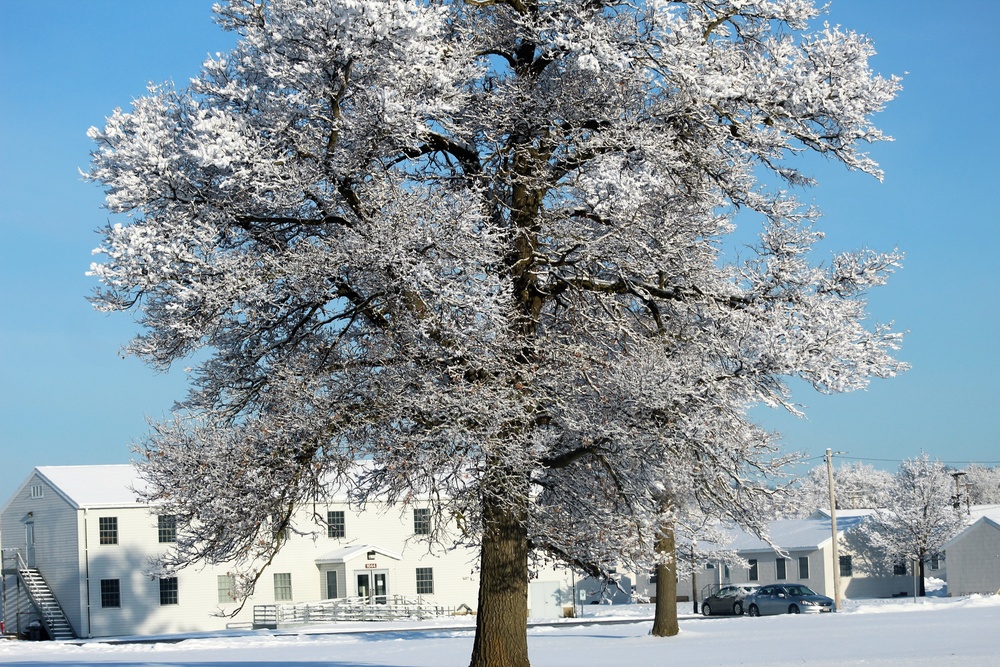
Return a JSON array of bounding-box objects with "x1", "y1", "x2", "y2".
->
[
  {"x1": 5, "y1": 468, "x2": 579, "y2": 638},
  {"x1": 1, "y1": 472, "x2": 84, "y2": 637},
  {"x1": 945, "y1": 520, "x2": 1000, "y2": 596}
]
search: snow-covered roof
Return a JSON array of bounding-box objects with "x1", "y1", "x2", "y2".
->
[
  {"x1": 34, "y1": 464, "x2": 147, "y2": 509},
  {"x1": 5, "y1": 463, "x2": 382, "y2": 512},
  {"x1": 716, "y1": 514, "x2": 870, "y2": 553},
  {"x1": 944, "y1": 515, "x2": 1000, "y2": 550},
  {"x1": 811, "y1": 508, "x2": 877, "y2": 520},
  {"x1": 314, "y1": 544, "x2": 402, "y2": 564},
  {"x1": 966, "y1": 505, "x2": 1000, "y2": 523}
]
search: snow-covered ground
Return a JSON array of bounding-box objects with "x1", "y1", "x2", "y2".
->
[{"x1": 3, "y1": 595, "x2": 999, "y2": 666}]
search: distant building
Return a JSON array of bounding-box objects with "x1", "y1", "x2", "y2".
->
[
  {"x1": 943, "y1": 510, "x2": 1000, "y2": 597},
  {"x1": 690, "y1": 510, "x2": 919, "y2": 603},
  {"x1": 1, "y1": 465, "x2": 576, "y2": 639}
]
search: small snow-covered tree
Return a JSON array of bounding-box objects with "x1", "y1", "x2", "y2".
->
[
  {"x1": 87, "y1": 1, "x2": 905, "y2": 664},
  {"x1": 859, "y1": 455, "x2": 966, "y2": 596}
]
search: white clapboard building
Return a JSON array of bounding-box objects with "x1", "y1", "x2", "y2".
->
[{"x1": 1, "y1": 465, "x2": 576, "y2": 639}]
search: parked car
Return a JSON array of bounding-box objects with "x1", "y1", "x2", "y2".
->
[
  {"x1": 700, "y1": 584, "x2": 759, "y2": 616},
  {"x1": 745, "y1": 584, "x2": 834, "y2": 616}
]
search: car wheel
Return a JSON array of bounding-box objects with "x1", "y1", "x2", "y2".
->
[
  {"x1": 733, "y1": 601, "x2": 743, "y2": 616},
  {"x1": 701, "y1": 603, "x2": 712, "y2": 616},
  {"x1": 789, "y1": 604, "x2": 800, "y2": 614},
  {"x1": 748, "y1": 604, "x2": 760, "y2": 617}
]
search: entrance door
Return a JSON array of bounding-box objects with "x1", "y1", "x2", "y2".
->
[
  {"x1": 25, "y1": 522, "x2": 35, "y2": 567},
  {"x1": 356, "y1": 571, "x2": 388, "y2": 604}
]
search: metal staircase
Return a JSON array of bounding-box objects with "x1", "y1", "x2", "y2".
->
[{"x1": 15, "y1": 553, "x2": 76, "y2": 640}]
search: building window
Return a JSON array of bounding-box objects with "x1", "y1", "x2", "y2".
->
[
  {"x1": 776, "y1": 557, "x2": 787, "y2": 580},
  {"x1": 413, "y1": 508, "x2": 431, "y2": 535},
  {"x1": 798, "y1": 556, "x2": 810, "y2": 579},
  {"x1": 326, "y1": 571, "x2": 338, "y2": 599},
  {"x1": 274, "y1": 573, "x2": 293, "y2": 601},
  {"x1": 723, "y1": 564, "x2": 731, "y2": 580},
  {"x1": 929, "y1": 555, "x2": 940, "y2": 571},
  {"x1": 159, "y1": 577, "x2": 179, "y2": 605},
  {"x1": 158, "y1": 515, "x2": 177, "y2": 543},
  {"x1": 416, "y1": 567, "x2": 434, "y2": 595},
  {"x1": 30, "y1": 484, "x2": 44, "y2": 499},
  {"x1": 327, "y1": 511, "x2": 346, "y2": 539},
  {"x1": 839, "y1": 555, "x2": 853, "y2": 578},
  {"x1": 218, "y1": 575, "x2": 236, "y2": 604},
  {"x1": 893, "y1": 560, "x2": 907, "y2": 576},
  {"x1": 100, "y1": 579, "x2": 121, "y2": 608},
  {"x1": 748, "y1": 559, "x2": 758, "y2": 582},
  {"x1": 99, "y1": 517, "x2": 118, "y2": 545}
]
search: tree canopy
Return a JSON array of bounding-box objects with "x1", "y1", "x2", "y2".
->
[
  {"x1": 87, "y1": 1, "x2": 905, "y2": 664},
  {"x1": 858, "y1": 455, "x2": 967, "y2": 596}
]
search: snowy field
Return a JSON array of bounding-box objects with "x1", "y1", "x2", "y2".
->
[{"x1": 3, "y1": 596, "x2": 1000, "y2": 667}]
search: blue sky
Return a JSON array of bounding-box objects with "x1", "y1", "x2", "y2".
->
[{"x1": 1, "y1": 1, "x2": 998, "y2": 496}]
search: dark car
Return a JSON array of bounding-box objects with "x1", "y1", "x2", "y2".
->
[
  {"x1": 745, "y1": 584, "x2": 834, "y2": 616},
  {"x1": 700, "y1": 584, "x2": 759, "y2": 616}
]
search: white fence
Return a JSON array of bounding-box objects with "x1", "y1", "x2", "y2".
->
[{"x1": 253, "y1": 595, "x2": 466, "y2": 628}]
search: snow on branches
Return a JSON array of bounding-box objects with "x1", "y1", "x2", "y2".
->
[{"x1": 87, "y1": 1, "x2": 905, "y2": 662}]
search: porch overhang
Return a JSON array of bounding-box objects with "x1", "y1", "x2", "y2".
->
[{"x1": 315, "y1": 544, "x2": 402, "y2": 565}]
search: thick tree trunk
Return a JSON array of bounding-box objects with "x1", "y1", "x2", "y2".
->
[
  {"x1": 469, "y1": 486, "x2": 530, "y2": 667},
  {"x1": 651, "y1": 518, "x2": 679, "y2": 637}
]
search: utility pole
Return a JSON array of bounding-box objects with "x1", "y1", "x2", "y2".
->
[
  {"x1": 952, "y1": 471, "x2": 969, "y2": 516},
  {"x1": 826, "y1": 448, "x2": 843, "y2": 611},
  {"x1": 691, "y1": 540, "x2": 698, "y2": 615}
]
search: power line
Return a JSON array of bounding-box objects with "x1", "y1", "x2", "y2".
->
[{"x1": 839, "y1": 455, "x2": 1000, "y2": 467}]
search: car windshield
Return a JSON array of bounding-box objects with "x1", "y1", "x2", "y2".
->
[{"x1": 783, "y1": 585, "x2": 816, "y2": 596}]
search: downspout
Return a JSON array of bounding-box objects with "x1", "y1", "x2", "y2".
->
[{"x1": 83, "y1": 509, "x2": 92, "y2": 637}]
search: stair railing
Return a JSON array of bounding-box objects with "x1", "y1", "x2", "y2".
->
[{"x1": 15, "y1": 557, "x2": 75, "y2": 640}]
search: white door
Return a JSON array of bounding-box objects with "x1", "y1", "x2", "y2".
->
[
  {"x1": 356, "y1": 570, "x2": 389, "y2": 604},
  {"x1": 25, "y1": 522, "x2": 35, "y2": 567},
  {"x1": 529, "y1": 581, "x2": 563, "y2": 619}
]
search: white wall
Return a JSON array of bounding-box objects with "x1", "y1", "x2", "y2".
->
[
  {"x1": 79, "y1": 500, "x2": 486, "y2": 637},
  {"x1": 946, "y1": 521, "x2": 1000, "y2": 596},
  {"x1": 0, "y1": 473, "x2": 84, "y2": 636}
]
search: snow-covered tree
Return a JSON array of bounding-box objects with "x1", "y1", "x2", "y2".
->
[
  {"x1": 781, "y1": 461, "x2": 895, "y2": 518},
  {"x1": 86, "y1": 1, "x2": 905, "y2": 664},
  {"x1": 961, "y1": 464, "x2": 1000, "y2": 505},
  {"x1": 859, "y1": 455, "x2": 966, "y2": 596}
]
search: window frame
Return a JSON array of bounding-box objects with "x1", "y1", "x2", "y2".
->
[
  {"x1": 158, "y1": 515, "x2": 177, "y2": 543},
  {"x1": 30, "y1": 484, "x2": 44, "y2": 499},
  {"x1": 748, "y1": 559, "x2": 759, "y2": 582},
  {"x1": 413, "y1": 507, "x2": 432, "y2": 536},
  {"x1": 798, "y1": 556, "x2": 810, "y2": 579},
  {"x1": 274, "y1": 572, "x2": 293, "y2": 602},
  {"x1": 327, "y1": 510, "x2": 346, "y2": 539},
  {"x1": 99, "y1": 516, "x2": 119, "y2": 545},
  {"x1": 839, "y1": 555, "x2": 853, "y2": 578},
  {"x1": 218, "y1": 574, "x2": 236, "y2": 604},
  {"x1": 416, "y1": 567, "x2": 434, "y2": 595},
  {"x1": 100, "y1": 578, "x2": 121, "y2": 609},
  {"x1": 775, "y1": 557, "x2": 787, "y2": 580},
  {"x1": 159, "y1": 577, "x2": 179, "y2": 606}
]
